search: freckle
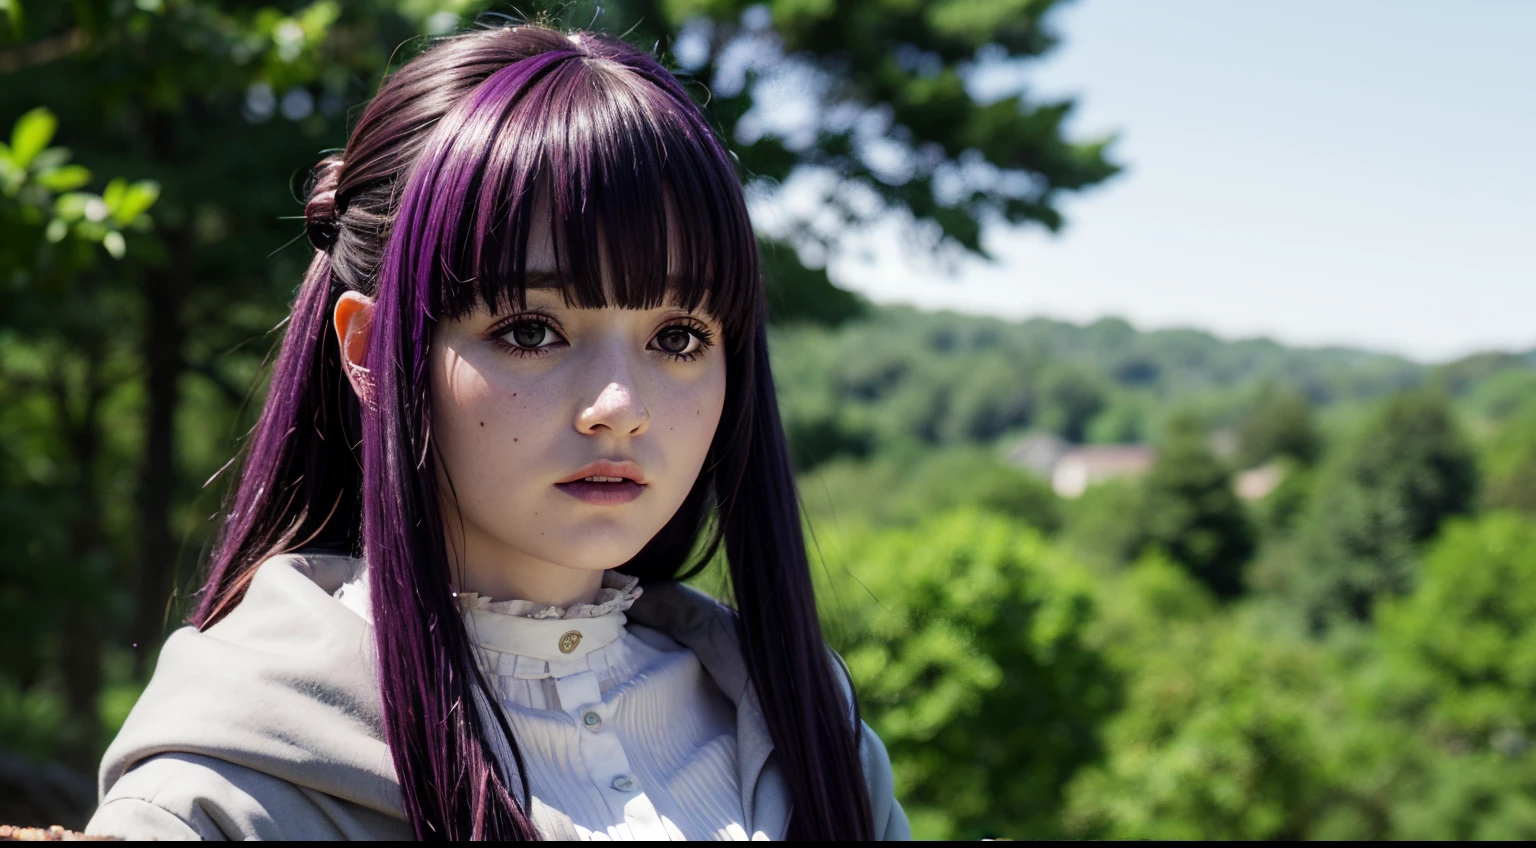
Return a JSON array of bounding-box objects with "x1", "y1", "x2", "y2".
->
[
  {"x1": 513, "y1": 438, "x2": 518, "y2": 442},
  {"x1": 513, "y1": 393, "x2": 517, "y2": 397},
  {"x1": 480, "y1": 421, "x2": 485, "y2": 427}
]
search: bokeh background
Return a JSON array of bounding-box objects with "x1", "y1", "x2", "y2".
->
[{"x1": 3, "y1": 0, "x2": 1534, "y2": 838}]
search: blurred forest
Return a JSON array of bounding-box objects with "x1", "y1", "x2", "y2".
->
[{"x1": 4, "y1": 0, "x2": 1536, "y2": 839}]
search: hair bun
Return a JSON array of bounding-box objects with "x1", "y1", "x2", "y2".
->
[{"x1": 305, "y1": 157, "x2": 345, "y2": 251}]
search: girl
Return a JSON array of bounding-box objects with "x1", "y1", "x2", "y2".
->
[{"x1": 85, "y1": 22, "x2": 908, "y2": 841}]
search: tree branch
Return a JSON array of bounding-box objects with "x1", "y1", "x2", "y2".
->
[{"x1": 0, "y1": 29, "x2": 89, "y2": 74}]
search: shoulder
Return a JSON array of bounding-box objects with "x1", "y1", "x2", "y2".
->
[
  {"x1": 88, "y1": 753, "x2": 303, "y2": 840},
  {"x1": 87, "y1": 752, "x2": 411, "y2": 841},
  {"x1": 629, "y1": 580, "x2": 911, "y2": 839},
  {"x1": 855, "y1": 720, "x2": 912, "y2": 840}
]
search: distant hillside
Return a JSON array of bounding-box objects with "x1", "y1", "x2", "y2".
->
[{"x1": 768, "y1": 306, "x2": 1533, "y2": 470}]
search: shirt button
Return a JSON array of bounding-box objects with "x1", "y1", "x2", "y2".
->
[
  {"x1": 582, "y1": 711, "x2": 601, "y2": 731},
  {"x1": 611, "y1": 774, "x2": 637, "y2": 793}
]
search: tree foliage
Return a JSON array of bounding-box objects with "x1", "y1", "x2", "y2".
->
[
  {"x1": 1236, "y1": 383, "x2": 1321, "y2": 468},
  {"x1": 1, "y1": 107, "x2": 159, "y2": 762},
  {"x1": 1292, "y1": 391, "x2": 1479, "y2": 625},
  {"x1": 817, "y1": 510, "x2": 1118, "y2": 840},
  {"x1": 1064, "y1": 615, "x2": 1337, "y2": 839},
  {"x1": 1130, "y1": 413, "x2": 1255, "y2": 598},
  {"x1": 1375, "y1": 513, "x2": 1536, "y2": 751},
  {"x1": 799, "y1": 444, "x2": 1060, "y2": 534}
]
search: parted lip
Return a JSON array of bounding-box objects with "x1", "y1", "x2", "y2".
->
[{"x1": 555, "y1": 459, "x2": 647, "y2": 485}]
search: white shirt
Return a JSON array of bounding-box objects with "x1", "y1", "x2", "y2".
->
[{"x1": 336, "y1": 571, "x2": 755, "y2": 840}]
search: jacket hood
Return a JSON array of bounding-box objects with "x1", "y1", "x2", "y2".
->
[{"x1": 99, "y1": 554, "x2": 401, "y2": 817}]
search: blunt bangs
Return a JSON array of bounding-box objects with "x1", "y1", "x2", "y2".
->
[{"x1": 395, "y1": 41, "x2": 760, "y2": 343}]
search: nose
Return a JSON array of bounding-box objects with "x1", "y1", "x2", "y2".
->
[{"x1": 576, "y1": 380, "x2": 650, "y2": 437}]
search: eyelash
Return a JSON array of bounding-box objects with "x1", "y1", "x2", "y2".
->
[
  {"x1": 655, "y1": 320, "x2": 715, "y2": 362},
  {"x1": 486, "y1": 314, "x2": 716, "y2": 362},
  {"x1": 488, "y1": 313, "x2": 566, "y2": 359}
]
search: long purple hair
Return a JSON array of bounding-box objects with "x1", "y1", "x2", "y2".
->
[{"x1": 191, "y1": 24, "x2": 873, "y2": 840}]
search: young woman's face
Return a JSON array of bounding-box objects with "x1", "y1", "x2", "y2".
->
[{"x1": 423, "y1": 228, "x2": 727, "y2": 601}]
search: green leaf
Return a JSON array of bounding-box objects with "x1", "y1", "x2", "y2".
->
[
  {"x1": 44, "y1": 218, "x2": 67, "y2": 243},
  {"x1": 112, "y1": 180, "x2": 160, "y2": 226},
  {"x1": 53, "y1": 192, "x2": 91, "y2": 220},
  {"x1": 102, "y1": 230, "x2": 126, "y2": 259},
  {"x1": 101, "y1": 177, "x2": 126, "y2": 212},
  {"x1": 30, "y1": 147, "x2": 69, "y2": 173},
  {"x1": 0, "y1": 0, "x2": 24, "y2": 38},
  {"x1": 10, "y1": 107, "x2": 56, "y2": 169},
  {"x1": 36, "y1": 164, "x2": 91, "y2": 192}
]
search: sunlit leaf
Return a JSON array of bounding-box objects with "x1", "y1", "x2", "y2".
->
[
  {"x1": 102, "y1": 230, "x2": 126, "y2": 258},
  {"x1": 29, "y1": 147, "x2": 70, "y2": 173},
  {"x1": 36, "y1": 164, "x2": 91, "y2": 192},
  {"x1": 101, "y1": 177, "x2": 127, "y2": 212},
  {"x1": 9, "y1": 107, "x2": 56, "y2": 169},
  {"x1": 53, "y1": 191, "x2": 91, "y2": 220},
  {"x1": 113, "y1": 180, "x2": 160, "y2": 225},
  {"x1": 0, "y1": 0, "x2": 23, "y2": 37}
]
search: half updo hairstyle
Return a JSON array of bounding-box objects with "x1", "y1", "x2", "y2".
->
[{"x1": 190, "y1": 23, "x2": 873, "y2": 841}]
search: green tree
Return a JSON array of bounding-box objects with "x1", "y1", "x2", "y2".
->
[
  {"x1": 598, "y1": 0, "x2": 1123, "y2": 276},
  {"x1": 1293, "y1": 391, "x2": 1479, "y2": 625},
  {"x1": 1486, "y1": 445, "x2": 1536, "y2": 515},
  {"x1": 799, "y1": 445, "x2": 1060, "y2": 533},
  {"x1": 1035, "y1": 362, "x2": 1108, "y2": 443},
  {"x1": 1131, "y1": 413, "x2": 1255, "y2": 598},
  {"x1": 1236, "y1": 383, "x2": 1321, "y2": 469},
  {"x1": 1482, "y1": 413, "x2": 1536, "y2": 516},
  {"x1": 1312, "y1": 513, "x2": 1536, "y2": 840},
  {"x1": 1058, "y1": 478, "x2": 1144, "y2": 571},
  {"x1": 759, "y1": 236, "x2": 866, "y2": 326},
  {"x1": 1063, "y1": 612, "x2": 1337, "y2": 840},
  {"x1": 817, "y1": 510, "x2": 1118, "y2": 839},
  {"x1": 1, "y1": 107, "x2": 159, "y2": 764},
  {"x1": 1375, "y1": 513, "x2": 1536, "y2": 752}
]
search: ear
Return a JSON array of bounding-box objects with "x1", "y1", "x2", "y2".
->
[{"x1": 333, "y1": 291, "x2": 376, "y2": 404}]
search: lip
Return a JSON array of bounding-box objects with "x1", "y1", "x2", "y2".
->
[
  {"x1": 556, "y1": 459, "x2": 647, "y2": 485},
  {"x1": 554, "y1": 459, "x2": 648, "y2": 506}
]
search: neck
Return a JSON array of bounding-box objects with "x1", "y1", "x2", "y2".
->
[{"x1": 448, "y1": 534, "x2": 606, "y2": 607}]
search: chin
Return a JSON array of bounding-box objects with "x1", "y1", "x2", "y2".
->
[{"x1": 538, "y1": 523, "x2": 656, "y2": 572}]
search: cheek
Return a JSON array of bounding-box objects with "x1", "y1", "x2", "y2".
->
[
  {"x1": 656, "y1": 356, "x2": 727, "y2": 469},
  {"x1": 429, "y1": 345, "x2": 554, "y2": 499}
]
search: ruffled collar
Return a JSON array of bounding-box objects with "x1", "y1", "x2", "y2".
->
[
  {"x1": 458, "y1": 571, "x2": 642, "y2": 664},
  {"x1": 456, "y1": 570, "x2": 642, "y2": 621}
]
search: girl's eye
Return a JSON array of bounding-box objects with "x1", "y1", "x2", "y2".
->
[
  {"x1": 497, "y1": 318, "x2": 565, "y2": 354},
  {"x1": 655, "y1": 327, "x2": 698, "y2": 356},
  {"x1": 652, "y1": 324, "x2": 711, "y2": 360},
  {"x1": 510, "y1": 322, "x2": 549, "y2": 348}
]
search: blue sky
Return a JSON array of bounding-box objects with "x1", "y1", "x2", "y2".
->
[{"x1": 815, "y1": 0, "x2": 1535, "y2": 363}]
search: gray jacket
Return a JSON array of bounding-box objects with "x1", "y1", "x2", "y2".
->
[{"x1": 85, "y1": 554, "x2": 909, "y2": 840}]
